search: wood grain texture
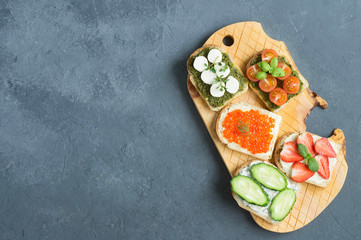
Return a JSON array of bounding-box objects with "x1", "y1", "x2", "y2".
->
[{"x1": 187, "y1": 22, "x2": 348, "y2": 233}]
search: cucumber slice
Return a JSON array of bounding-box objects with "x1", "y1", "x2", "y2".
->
[
  {"x1": 231, "y1": 175, "x2": 269, "y2": 207},
  {"x1": 250, "y1": 163, "x2": 287, "y2": 191},
  {"x1": 270, "y1": 188, "x2": 296, "y2": 221}
]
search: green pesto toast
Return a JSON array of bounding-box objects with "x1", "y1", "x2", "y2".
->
[
  {"x1": 245, "y1": 50, "x2": 309, "y2": 112},
  {"x1": 187, "y1": 45, "x2": 248, "y2": 111}
]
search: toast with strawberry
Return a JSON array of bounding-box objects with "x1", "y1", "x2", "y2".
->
[{"x1": 273, "y1": 132, "x2": 341, "y2": 187}]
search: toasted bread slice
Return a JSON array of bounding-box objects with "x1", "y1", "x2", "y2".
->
[
  {"x1": 231, "y1": 160, "x2": 299, "y2": 225},
  {"x1": 274, "y1": 132, "x2": 341, "y2": 187},
  {"x1": 245, "y1": 51, "x2": 309, "y2": 112},
  {"x1": 187, "y1": 45, "x2": 248, "y2": 111},
  {"x1": 216, "y1": 102, "x2": 282, "y2": 160}
]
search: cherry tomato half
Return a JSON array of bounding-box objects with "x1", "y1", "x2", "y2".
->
[
  {"x1": 259, "y1": 74, "x2": 277, "y2": 92},
  {"x1": 269, "y1": 88, "x2": 288, "y2": 106},
  {"x1": 261, "y1": 49, "x2": 278, "y2": 63},
  {"x1": 246, "y1": 65, "x2": 261, "y2": 82},
  {"x1": 283, "y1": 76, "x2": 300, "y2": 94},
  {"x1": 276, "y1": 62, "x2": 291, "y2": 80}
]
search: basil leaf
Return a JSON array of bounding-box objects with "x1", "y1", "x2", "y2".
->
[
  {"x1": 270, "y1": 57, "x2": 278, "y2": 70},
  {"x1": 256, "y1": 71, "x2": 267, "y2": 80},
  {"x1": 307, "y1": 157, "x2": 319, "y2": 172},
  {"x1": 271, "y1": 68, "x2": 285, "y2": 77},
  {"x1": 257, "y1": 62, "x2": 270, "y2": 72},
  {"x1": 298, "y1": 144, "x2": 310, "y2": 159}
]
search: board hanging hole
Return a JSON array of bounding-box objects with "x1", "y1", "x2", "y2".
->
[{"x1": 223, "y1": 35, "x2": 234, "y2": 47}]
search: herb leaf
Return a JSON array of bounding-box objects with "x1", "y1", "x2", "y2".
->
[
  {"x1": 237, "y1": 120, "x2": 250, "y2": 136},
  {"x1": 271, "y1": 68, "x2": 285, "y2": 77},
  {"x1": 256, "y1": 71, "x2": 267, "y2": 80},
  {"x1": 270, "y1": 57, "x2": 278, "y2": 70},
  {"x1": 307, "y1": 157, "x2": 319, "y2": 172},
  {"x1": 298, "y1": 144, "x2": 309, "y2": 159},
  {"x1": 257, "y1": 62, "x2": 270, "y2": 72}
]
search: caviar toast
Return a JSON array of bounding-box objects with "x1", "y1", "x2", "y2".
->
[
  {"x1": 187, "y1": 45, "x2": 248, "y2": 111},
  {"x1": 231, "y1": 160, "x2": 299, "y2": 225},
  {"x1": 245, "y1": 49, "x2": 309, "y2": 112},
  {"x1": 216, "y1": 102, "x2": 282, "y2": 160},
  {"x1": 274, "y1": 132, "x2": 341, "y2": 187}
]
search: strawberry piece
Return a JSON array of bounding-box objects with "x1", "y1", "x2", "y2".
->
[
  {"x1": 291, "y1": 162, "x2": 315, "y2": 182},
  {"x1": 315, "y1": 138, "x2": 337, "y2": 158},
  {"x1": 296, "y1": 133, "x2": 316, "y2": 157},
  {"x1": 280, "y1": 142, "x2": 304, "y2": 162},
  {"x1": 315, "y1": 155, "x2": 330, "y2": 179}
]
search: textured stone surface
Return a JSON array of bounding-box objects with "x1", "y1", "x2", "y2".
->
[{"x1": 0, "y1": 0, "x2": 360, "y2": 239}]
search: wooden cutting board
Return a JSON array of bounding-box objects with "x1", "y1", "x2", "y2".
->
[{"x1": 187, "y1": 21, "x2": 348, "y2": 233}]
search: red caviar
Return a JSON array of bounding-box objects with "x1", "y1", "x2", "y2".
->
[{"x1": 222, "y1": 109, "x2": 275, "y2": 154}]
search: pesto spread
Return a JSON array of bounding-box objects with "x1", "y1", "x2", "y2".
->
[
  {"x1": 248, "y1": 55, "x2": 303, "y2": 111},
  {"x1": 187, "y1": 47, "x2": 248, "y2": 108}
]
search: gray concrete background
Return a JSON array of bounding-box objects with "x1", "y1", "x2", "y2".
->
[{"x1": 0, "y1": 0, "x2": 360, "y2": 239}]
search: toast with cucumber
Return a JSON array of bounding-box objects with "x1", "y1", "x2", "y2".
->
[
  {"x1": 231, "y1": 160, "x2": 299, "y2": 224},
  {"x1": 187, "y1": 45, "x2": 249, "y2": 111},
  {"x1": 274, "y1": 132, "x2": 341, "y2": 187},
  {"x1": 245, "y1": 49, "x2": 309, "y2": 112}
]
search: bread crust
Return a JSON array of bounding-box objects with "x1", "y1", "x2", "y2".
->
[
  {"x1": 216, "y1": 102, "x2": 282, "y2": 160},
  {"x1": 245, "y1": 51, "x2": 309, "y2": 113},
  {"x1": 273, "y1": 132, "x2": 341, "y2": 187},
  {"x1": 231, "y1": 160, "x2": 297, "y2": 225},
  {"x1": 187, "y1": 44, "x2": 248, "y2": 111}
]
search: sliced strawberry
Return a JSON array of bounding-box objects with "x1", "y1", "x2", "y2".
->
[
  {"x1": 296, "y1": 133, "x2": 316, "y2": 157},
  {"x1": 315, "y1": 138, "x2": 337, "y2": 158},
  {"x1": 280, "y1": 142, "x2": 304, "y2": 162},
  {"x1": 315, "y1": 155, "x2": 330, "y2": 179},
  {"x1": 291, "y1": 162, "x2": 315, "y2": 183}
]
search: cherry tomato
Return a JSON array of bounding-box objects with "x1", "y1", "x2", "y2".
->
[
  {"x1": 246, "y1": 65, "x2": 261, "y2": 82},
  {"x1": 269, "y1": 88, "x2": 288, "y2": 106},
  {"x1": 276, "y1": 62, "x2": 291, "y2": 80},
  {"x1": 283, "y1": 76, "x2": 300, "y2": 94},
  {"x1": 261, "y1": 49, "x2": 278, "y2": 63},
  {"x1": 259, "y1": 74, "x2": 277, "y2": 92}
]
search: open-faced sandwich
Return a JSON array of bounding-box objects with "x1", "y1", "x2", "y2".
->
[
  {"x1": 187, "y1": 45, "x2": 249, "y2": 111},
  {"x1": 231, "y1": 160, "x2": 299, "y2": 224},
  {"x1": 216, "y1": 102, "x2": 282, "y2": 160},
  {"x1": 245, "y1": 49, "x2": 309, "y2": 112},
  {"x1": 274, "y1": 132, "x2": 341, "y2": 187}
]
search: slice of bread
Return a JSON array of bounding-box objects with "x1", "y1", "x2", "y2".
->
[
  {"x1": 231, "y1": 160, "x2": 299, "y2": 225},
  {"x1": 216, "y1": 102, "x2": 282, "y2": 160},
  {"x1": 246, "y1": 51, "x2": 309, "y2": 113},
  {"x1": 187, "y1": 45, "x2": 249, "y2": 111},
  {"x1": 274, "y1": 132, "x2": 341, "y2": 187}
]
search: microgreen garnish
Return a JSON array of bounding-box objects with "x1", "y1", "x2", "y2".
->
[
  {"x1": 237, "y1": 120, "x2": 250, "y2": 136},
  {"x1": 204, "y1": 57, "x2": 229, "y2": 85},
  {"x1": 216, "y1": 84, "x2": 227, "y2": 91},
  {"x1": 298, "y1": 144, "x2": 319, "y2": 172},
  {"x1": 256, "y1": 57, "x2": 285, "y2": 80},
  {"x1": 220, "y1": 63, "x2": 228, "y2": 72}
]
